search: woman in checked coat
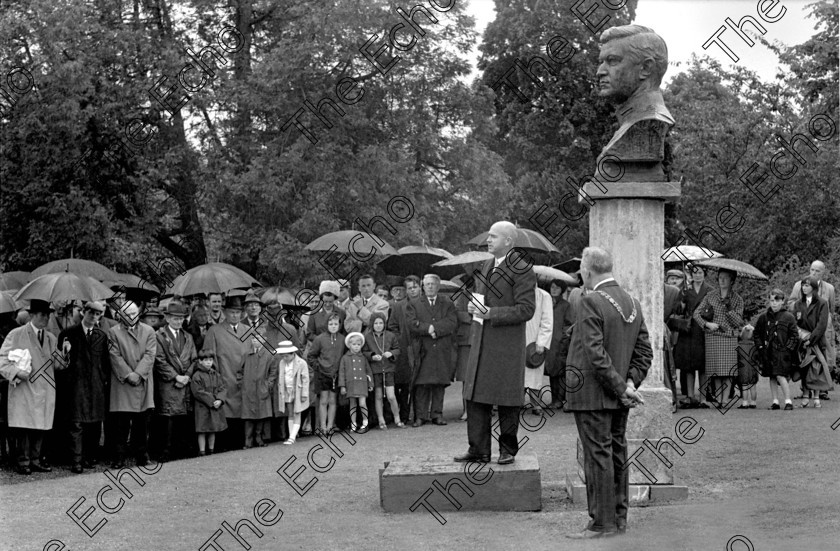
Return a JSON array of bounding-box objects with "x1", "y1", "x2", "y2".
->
[{"x1": 693, "y1": 269, "x2": 748, "y2": 407}]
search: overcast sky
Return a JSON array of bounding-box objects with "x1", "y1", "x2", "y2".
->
[{"x1": 463, "y1": 0, "x2": 821, "y2": 84}]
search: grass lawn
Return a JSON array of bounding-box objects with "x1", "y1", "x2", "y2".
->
[{"x1": 2, "y1": 379, "x2": 839, "y2": 551}]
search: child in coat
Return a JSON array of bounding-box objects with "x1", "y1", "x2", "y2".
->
[
  {"x1": 363, "y1": 312, "x2": 404, "y2": 429},
  {"x1": 190, "y1": 349, "x2": 227, "y2": 455},
  {"x1": 276, "y1": 341, "x2": 309, "y2": 444},
  {"x1": 307, "y1": 314, "x2": 345, "y2": 434},
  {"x1": 241, "y1": 338, "x2": 278, "y2": 448},
  {"x1": 339, "y1": 332, "x2": 373, "y2": 432}
]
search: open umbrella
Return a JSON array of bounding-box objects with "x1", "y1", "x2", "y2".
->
[
  {"x1": 533, "y1": 265, "x2": 578, "y2": 285},
  {"x1": 304, "y1": 230, "x2": 399, "y2": 256},
  {"x1": 0, "y1": 291, "x2": 19, "y2": 314},
  {"x1": 103, "y1": 273, "x2": 161, "y2": 303},
  {"x1": 430, "y1": 250, "x2": 493, "y2": 279},
  {"x1": 694, "y1": 258, "x2": 768, "y2": 280},
  {"x1": 377, "y1": 245, "x2": 453, "y2": 277},
  {"x1": 169, "y1": 263, "x2": 260, "y2": 296},
  {"x1": 0, "y1": 271, "x2": 31, "y2": 291},
  {"x1": 14, "y1": 272, "x2": 115, "y2": 303},
  {"x1": 662, "y1": 245, "x2": 723, "y2": 264},
  {"x1": 31, "y1": 258, "x2": 121, "y2": 281},
  {"x1": 466, "y1": 228, "x2": 560, "y2": 254},
  {"x1": 552, "y1": 257, "x2": 581, "y2": 273}
]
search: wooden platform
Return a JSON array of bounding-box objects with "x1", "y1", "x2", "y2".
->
[{"x1": 380, "y1": 455, "x2": 541, "y2": 513}]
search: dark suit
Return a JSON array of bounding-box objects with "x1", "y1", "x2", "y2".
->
[
  {"x1": 462, "y1": 254, "x2": 536, "y2": 456},
  {"x1": 565, "y1": 279, "x2": 652, "y2": 533},
  {"x1": 406, "y1": 295, "x2": 457, "y2": 421}
]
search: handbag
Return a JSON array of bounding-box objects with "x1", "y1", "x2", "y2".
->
[{"x1": 700, "y1": 303, "x2": 714, "y2": 322}]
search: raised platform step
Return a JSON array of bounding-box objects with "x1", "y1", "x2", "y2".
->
[{"x1": 380, "y1": 454, "x2": 541, "y2": 515}]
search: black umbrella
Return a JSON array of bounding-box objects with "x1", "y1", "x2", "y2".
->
[{"x1": 378, "y1": 245, "x2": 454, "y2": 277}]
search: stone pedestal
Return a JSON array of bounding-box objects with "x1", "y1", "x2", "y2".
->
[
  {"x1": 565, "y1": 180, "x2": 687, "y2": 505},
  {"x1": 381, "y1": 455, "x2": 541, "y2": 513}
]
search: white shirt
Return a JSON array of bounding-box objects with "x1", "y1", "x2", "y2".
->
[{"x1": 593, "y1": 277, "x2": 616, "y2": 291}]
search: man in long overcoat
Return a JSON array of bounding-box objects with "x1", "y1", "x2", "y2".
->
[
  {"x1": 108, "y1": 301, "x2": 157, "y2": 468},
  {"x1": 0, "y1": 299, "x2": 62, "y2": 474},
  {"x1": 565, "y1": 247, "x2": 652, "y2": 539},
  {"x1": 406, "y1": 274, "x2": 457, "y2": 427},
  {"x1": 153, "y1": 302, "x2": 196, "y2": 461},
  {"x1": 457, "y1": 221, "x2": 536, "y2": 465},
  {"x1": 57, "y1": 300, "x2": 111, "y2": 473},
  {"x1": 388, "y1": 275, "x2": 422, "y2": 423},
  {"x1": 202, "y1": 295, "x2": 250, "y2": 449}
]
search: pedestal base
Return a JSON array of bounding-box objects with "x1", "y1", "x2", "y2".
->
[
  {"x1": 381, "y1": 455, "x2": 541, "y2": 513},
  {"x1": 628, "y1": 386, "x2": 674, "y2": 440}
]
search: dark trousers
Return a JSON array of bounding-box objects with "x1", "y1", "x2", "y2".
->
[
  {"x1": 157, "y1": 414, "x2": 194, "y2": 458},
  {"x1": 15, "y1": 428, "x2": 45, "y2": 467},
  {"x1": 395, "y1": 383, "x2": 411, "y2": 423},
  {"x1": 220, "y1": 418, "x2": 244, "y2": 451},
  {"x1": 70, "y1": 421, "x2": 101, "y2": 464},
  {"x1": 549, "y1": 375, "x2": 565, "y2": 405},
  {"x1": 465, "y1": 400, "x2": 520, "y2": 456},
  {"x1": 113, "y1": 411, "x2": 150, "y2": 461},
  {"x1": 573, "y1": 409, "x2": 630, "y2": 533},
  {"x1": 244, "y1": 419, "x2": 270, "y2": 446},
  {"x1": 414, "y1": 384, "x2": 445, "y2": 421}
]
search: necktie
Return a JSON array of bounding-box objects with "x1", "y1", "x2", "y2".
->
[
  {"x1": 430, "y1": 298, "x2": 435, "y2": 307},
  {"x1": 363, "y1": 298, "x2": 368, "y2": 307},
  {"x1": 232, "y1": 325, "x2": 238, "y2": 335},
  {"x1": 87, "y1": 328, "x2": 93, "y2": 342},
  {"x1": 38, "y1": 329, "x2": 44, "y2": 347}
]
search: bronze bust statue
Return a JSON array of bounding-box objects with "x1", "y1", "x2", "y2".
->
[{"x1": 595, "y1": 25, "x2": 674, "y2": 183}]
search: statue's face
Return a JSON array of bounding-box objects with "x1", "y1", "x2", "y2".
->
[{"x1": 596, "y1": 38, "x2": 643, "y2": 102}]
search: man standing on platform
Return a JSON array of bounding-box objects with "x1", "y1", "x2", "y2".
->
[
  {"x1": 565, "y1": 247, "x2": 652, "y2": 539},
  {"x1": 0, "y1": 300, "x2": 62, "y2": 475},
  {"x1": 108, "y1": 301, "x2": 157, "y2": 468},
  {"x1": 406, "y1": 274, "x2": 457, "y2": 427},
  {"x1": 202, "y1": 295, "x2": 250, "y2": 449},
  {"x1": 456, "y1": 221, "x2": 536, "y2": 466},
  {"x1": 57, "y1": 301, "x2": 111, "y2": 473}
]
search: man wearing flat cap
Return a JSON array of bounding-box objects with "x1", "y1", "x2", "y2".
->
[
  {"x1": 203, "y1": 294, "x2": 251, "y2": 449},
  {"x1": 154, "y1": 302, "x2": 197, "y2": 461},
  {"x1": 0, "y1": 299, "x2": 63, "y2": 474},
  {"x1": 57, "y1": 301, "x2": 111, "y2": 473}
]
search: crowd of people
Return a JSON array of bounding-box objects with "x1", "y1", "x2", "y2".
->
[{"x1": 0, "y1": 255, "x2": 835, "y2": 477}]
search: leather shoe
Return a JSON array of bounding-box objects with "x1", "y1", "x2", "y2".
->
[
  {"x1": 111, "y1": 459, "x2": 126, "y2": 469},
  {"x1": 617, "y1": 522, "x2": 627, "y2": 534},
  {"x1": 16, "y1": 465, "x2": 31, "y2": 475},
  {"x1": 497, "y1": 452, "x2": 515, "y2": 465},
  {"x1": 71, "y1": 463, "x2": 84, "y2": 474},
  {"x1": 82, "y1": 459, "x2": 96, "y2": 469},
  {"x1": 567, "y1": 529, "x2": 616, "y2": 539},
  {"x1": 431, "y1": 418, "x2": 447, "y2": 426},
  {"x1": 413, "y1": 419, "x2": 426, "y2": 428},
  {"x1": 453, "y1": 452, "x2": 490, "y2": 463},
  {"x1": 31, "y1": 462, "x2": 52, "y2": 473}
]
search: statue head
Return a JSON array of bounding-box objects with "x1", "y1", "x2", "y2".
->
[{"x1": 596, "y1": 25, "x2": 668, "y2": 103}]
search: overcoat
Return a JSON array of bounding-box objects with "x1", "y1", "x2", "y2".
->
[
  {"x1": 524, "y1": 287, "x2": 554, "y2": 390},
  {"x1": 363, "y1": 328, "x2": 401, "y2": 376},
  {"x1": 545, "y1": 297, "x2": 573, "y2": 378},
  {"x1": 344, "y1": 294, "x2": 390, "y2": 333},
  {"x1": 57, "y1": 323, "x2": 111, "y2": 423},
  {"x1": 793, "y1": 296, "x2": 829, "y2": 345},
  {"x1": 693, "y1": 289, "x2": 745, "y2": 378},
  {"x1": 452, "y1": 291, "x2": 474, "y2": 381},
  {"x1": 673, "y1": 282, "x2": 711, "y2": 373},
  {"x1": 275, "y1": 354, "x2": 310, "y2": 414},
  {"x1": 338, "y1": 351, "x2": 372, "y2": 398},
  {"x1": 186, "y1": 318, "x2": 213, "y2": 351},
  {"x1": 307, "y1": 306, "x2": 346, "y2": 339},
  {"x1": 0, "y1": 324, "x2": 59, "y2": 429},
  {"x1": 191, "y1": 366, "x2": 227, "y2": 432},
  {"x1": 154, "y1": 326, "x2": 197, "y2": 416},
  {"x1": 202, "y1": 322, "x2": 250, "y2": 419},
  {"x1": 565, "y1": 280, "x2": 652, "y2": 411},
  {"x1": 307, "y1": 332, "x2": 345, "y2": 379},
  {"x1": 406, "y1": 295, "x2": 457, "y2": 386},
  {"x1": 386, "y1": 299, "x2": 415, "y2": 385},
  {"x1": 790, "y1": 279, "x2": 836, "y2": 367},
  {"x1": 753, "y1": 307, "x2": 798, "y2": 378},
  {"x1": 462, "y1": 255, "x2": 536, "y2": 407},
  {"x1": 108, "y1": 322, "x2": 157, "y2": 412},
  {"x1": 241, "y1": 346, "x2": 278, "y2": 419}
]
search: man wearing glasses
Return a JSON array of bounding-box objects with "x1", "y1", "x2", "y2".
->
[{"x1": 57, "y1": 301, "x2": 112, "y2": 473}]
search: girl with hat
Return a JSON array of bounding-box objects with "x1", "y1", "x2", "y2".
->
[
  {"x1": 275, "y1": 341, "x2": 309, "y2": 444},
  {"x1": 338, "y1": 332, "x2": 373, "y2": 432},
  {"x1": 190, "y1": 349, "x2": 227, "y2": 455}
]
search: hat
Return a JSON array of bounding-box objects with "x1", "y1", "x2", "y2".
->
[
  {"x1": 345, "y1": 332, "x2": 365, "y2": 348},
  {"x1": 525, "y1": 342, "x2": 546, "y2": 369},
  {"x1": 142, "y1": 307, "x2": 164, "y2": 319},
  {"x1": 84, "y1": 300, "x2": 106, "y2": 313},
  {"x1": 275, "y1": 340, "x2": 299, "y2": 354},
  {"x1": 665, "y1": 269, "x2": 685, "y2": 279},
  {"x1": 319, "y1": 280, "x2": 341, "y2": 298},
  {"x1": 244, "y1": 290, "x2": 263, "y2": 305},
  {"x1": 27, "y1": 299, "x2": 55, "y2": 314},
  {"x1": 224, "y1": 295, "x2": 244, "y2": 310},
  {"x1": 163, "y1": 302, "x2": 187, "y2": 317}
]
